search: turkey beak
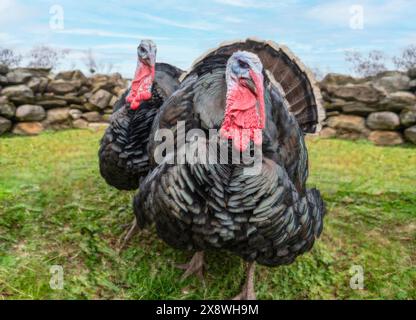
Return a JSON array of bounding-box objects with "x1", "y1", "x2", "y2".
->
[
  {"x1": 243, "y1": 77, "x2": 257, "y2": 96},
  {"x1": 142, "y1": 53, "x2": 156, "y2": 66}
]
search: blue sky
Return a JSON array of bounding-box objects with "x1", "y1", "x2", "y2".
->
[{"x1": 0, "y1": 0, "x2": 415, "y2": 77}]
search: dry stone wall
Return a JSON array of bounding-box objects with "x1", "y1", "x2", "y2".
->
[
  {"x1": 319, "y1": 70, "x2": 416, "y2": 146},
  {"x1": 1, "y1": 65, "x2": 416, "y2": 147},
  {"x1": 0, "y1": 65, "x2": 128, "y2": 136}
]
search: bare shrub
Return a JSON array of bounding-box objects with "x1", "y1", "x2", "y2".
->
[
  {"x1": 311, "y1": 67, "x2": 325, "y2": 81},
  {"x1": 393, "y1": 45, "x2": 416, "y2": 71},
  {"x1": 83, "y1": 49, "x2": 115, "y2": 74},
  {"x1": 345, "y1": 50, "x2": 387, "y2": 77},
  {"x1": 83, "y1": 49, "x2": 98, "y2": 74},
  {"x1": 27, "y1": 45, "x2": 70, "y2": 69},
  {"x1": 0, "y1": 47, "x2": 22, "y2": 67}
]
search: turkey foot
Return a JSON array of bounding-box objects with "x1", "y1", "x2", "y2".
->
[
  {"x1": 118, "y1": 218, "x2": 139, "y2": 251},
  {"x1": 177, "y1": 251, "x2": 205, "y2": 283},
  {"x1": 232, "y1": 262, "x2": 256, "y2": 300}
]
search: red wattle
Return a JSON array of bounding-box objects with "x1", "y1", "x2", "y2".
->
[
  {"x1": 127, "y1": 62, "x2": 155, "y2": 110},
  {"x1": 220, "y1": 71, "x2": 265, "y2": 152}
]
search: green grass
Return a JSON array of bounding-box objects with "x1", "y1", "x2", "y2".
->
[{"x1": 0, "y1": 129, "x2": 415, "y2": 300}]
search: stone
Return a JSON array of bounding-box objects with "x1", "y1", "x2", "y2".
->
[
  {"x1": 407, "y1": 68, "x2": 416, "y2": 79},
  {"x1": 326, "y1": 83, "x2": 385, "y2": 103},
  {"x1": 366, "y1": 112, "x2": 400, "y2": 130},
  {"x1": 78, "y1": 86, "x2": 91, "y2": 95},
  {"x1": 44, "y1": 122, "x2": 71, "y2": 130},
  {"x1": 69, "y1": 104, "x2": 87, "y2": 111},
  {"x1": 368, "y1": 131, "x2": 404, "y2": 146},
  {"x1": 0, "y1": 116, "x2": 12, "y2": 134},
  {"x1": 109, "y1": 95, "x2": 118, "y2": 107},
  {"x1": 12, "y1": 122, "x2": 44, "y2": 135},
  {"x1": 0, "y1": 64, "x2": 9, "y2": 75},
  {"x1": 1, "y1": 85, "x2": 34, "y2": 103},
  {"x1": 46, "y1": 107, "x2": 70, "y2": 124},
  {"x1": 375, "y1": 72, "x2": 410, "y2": 92},
  {"x1": 319, "y1": 127, "x2": 337, "y2": 138},
  {"x1": 337, "y1": 131, "x2": 364, "y2": 140},
  {"x1": 27, "y1": 77, "x2": 49, "y2": 94},
  {"x1": 35, "y1": 94, "x2": 85, "y2": 107},
  {"x1": 53, "y1": 95, "x2": 86, "y2": 105},
  {"x1": 55, "y1": 70, "x2": 88, "y2": 85},
  {"x1": 73, "y1": 119, "x2": 89, "y2": 129},
  {"x1": 47, "y1": 79, "x2": 81, "y2": 95},
  {"x1": 323, "y1": 99, "x2": 348, "y2": 111},
  {"x1": 410, "y1": 80, "x2": 416, "y2": 89},
  {"x1": 400, "y1": 109, "x2": 416, "y2": 127},
  {"x1": 380, "y1": 91, "x2": 416, "y2": 112},
  {"x1": 6, "y1": 69, "x2": 32, "y2": 84},
  {"x1": 327, "y1": 115, "x2": 367, "y2": 133},
  {"x1": 69, "y1": 109, "x2": 82, "y2": 120},
  {"x1": 0, "y1": 102, "x2": 16, "y2": 119},
  {"x1": 404, "y1": 126, "x2": 416, "y2": 144},
  {"x1": 88, "y1": 89, "x2": 112, "y2": 109},
  {"x1": 325, "y1": 111, "x2": 340, "y2": 117},
  {"x1": 15, "y1": 104, "x2": 46, "y2": 121},
  {"x1": 83, "y1": 102, "x2": 99, "y2": 111},
  {"x1": 341, "y1": 102, "x2": 378, "y2": 116},
  {"x1": 104, "y1": 108, "x2": 113, "y2": 114},
  {"x1": 13, "y1": 67, "x2": 50, "y2": 78},
  {"x1": 0, "y1": 75, "x2": 8, "y2": 85},
  {"x1": 320, "y1": 73, "x2": 357, "y2": 92},
  {"x1": 82, "y1": 111, "x2": 102, "y2": 122},
  {"x1": 113, "y1": 86, "x2": 127, "y2": 97},
  {"x1": 36, "y1": 99, "x2": 68, "y2": 109}
]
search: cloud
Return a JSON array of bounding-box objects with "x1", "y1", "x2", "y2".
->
[
  {"x1": 213, "y1": 0, "x2": 274, "y2": 8},
  {"x1": 0, "y1": 32, "x2": 22, "y2": 46},
  {"x1": 213, "y1": 0, "x2": 296, "y2": 8},
  {"x1": 138, "y1": 13, "x2": 217, "y2": 31},
  {"x1": 0, "y1": 0, "x2": 33, "y2": 27},
  {"x1": 54, "y1": 28, "x2": 169, "y2": 40}
]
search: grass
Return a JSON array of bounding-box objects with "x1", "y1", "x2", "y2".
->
[{"x1": 0, "y1": 129, "x2": 415, "y2": 300}]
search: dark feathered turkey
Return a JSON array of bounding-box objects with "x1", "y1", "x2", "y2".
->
[
  {"x1": 133, "y1": 39, "x2": 326, "y2": 299},
  {"x1": 99, "y1": 62, "x2": 183, "y2": 190}
]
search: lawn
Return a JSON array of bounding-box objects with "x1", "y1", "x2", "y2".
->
[{"x1": 0, "y1": 129, "x2": 415, "y2": 299}]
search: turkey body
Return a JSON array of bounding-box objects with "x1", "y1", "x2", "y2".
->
[
  {"x1": 134, "y1": 49, "x2": 325, "y2": 267},
  {"x1": 99, "y1": 63, "x2": 183, "y2": 190}
]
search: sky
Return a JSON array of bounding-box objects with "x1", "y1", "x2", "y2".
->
[{"x1": 0, "y1": 0, "x2": 415, "y2": 77}]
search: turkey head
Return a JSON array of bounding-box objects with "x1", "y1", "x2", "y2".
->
[
  {"x1": 127, "y1": 39, "x2": 157, "y2": 110},
  {"x1": 220, "y1": 51, "x2": 265, "y2": 152}
]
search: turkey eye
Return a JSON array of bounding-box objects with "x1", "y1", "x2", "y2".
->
[{"x1": 238, "y1": 60, "x2": 249, "y2": 69}]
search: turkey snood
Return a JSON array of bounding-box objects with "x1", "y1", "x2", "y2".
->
[
  {"x1": 126, "y1": 58, "x2": 155, "y2": 110},
  {"x1": 220, "y1": 52, "x2": 265, "y2": 152}
]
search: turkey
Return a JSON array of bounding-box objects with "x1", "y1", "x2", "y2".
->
[
  {"x1": 99, "y1": 39, "x2": 183, "y2": 191},
  {"x1": 98, "y1": 40, "x2": 183, "y2": 248},
  {"x1": 133, "y1": 38, "x2": 326, "y2": 299}
]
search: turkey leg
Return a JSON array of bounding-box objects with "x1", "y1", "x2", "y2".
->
[
  {"x1": 118, "y1": 218, "x2": 139, "y2": 251},
  {"x1": 233, "y1": 262, "x2": 256, "y2": 300},
  {"x1": 177, "y1": 251, "x2": 205, "y2": 283}
]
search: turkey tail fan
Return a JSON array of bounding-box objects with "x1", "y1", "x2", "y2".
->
[
  {"x1": 155, "y1": 63, "x2": 185, "y2": 98},
  {"x1": 182, "y1": 38, "x2": 325, "y2": 133}
]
